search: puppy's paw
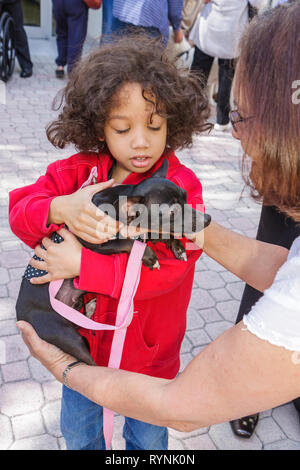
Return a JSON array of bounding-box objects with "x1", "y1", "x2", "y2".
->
[
  {"x1": 170, "y1": 239, "x2": 187, "y2": 261},
  {"x1": 85, "y1": 298, "x2": 97, "y2": 319},
  {"x1": 142, "y1": 246, "x2": 160, "y2": 270}
]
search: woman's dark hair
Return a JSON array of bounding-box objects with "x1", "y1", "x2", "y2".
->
[
  {"x1": 236, "y1": 2, "x2": 300, "y2": 221},
  {"x1": 46, "y1": 34, "x2": 211, "y2": 154}
]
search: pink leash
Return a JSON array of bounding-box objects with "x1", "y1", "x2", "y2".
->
[{"x1": 49, "y1": 240, "x2": 146, "y2": 449}]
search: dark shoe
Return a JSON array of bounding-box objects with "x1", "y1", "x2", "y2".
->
[
  {"x1": 20, "y1": 69, "x2": 33, "y2": 78},
  {"x1": 230, "y1": 414, "x2": 259, "y2": 439},
  {"x1": 55, "y1": 68, "x2": 65, "y2": 79}
]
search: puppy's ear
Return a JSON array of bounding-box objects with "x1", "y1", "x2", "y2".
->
[{"x1": 151, "y1": 159, "x2": 169, "y2": 179}]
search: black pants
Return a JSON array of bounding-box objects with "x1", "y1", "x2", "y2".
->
[
  {"x1": 2, "y1": 0, "x2": 33, "y2": 72},
  {"x1": 235, "y1": 205, "x2": 300, "y2": 415},
  {"x1": 191, "y1": 46, "x2": 235, "y2": 125},
  {"x1": 52, "y1": 0, "x2": 88, "y2": 73}
]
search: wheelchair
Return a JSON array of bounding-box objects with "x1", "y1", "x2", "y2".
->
[{"x1": 0, "y1": 4, "x2": 15, "y2": 82}]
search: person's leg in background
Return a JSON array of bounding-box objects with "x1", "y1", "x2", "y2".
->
[
  {"x1": 190, "y1": 46, "x2": 214, "y2": 85},
  {"x1": 65, "y1": 0, "x2": 88, "y2": 74},
  {"x1": 100, "y1": 0, "x2": 124, "y2": 45},
  {"x1": 52, "y1": 0, "x2": 68, "y2": 78},
  {"x1": 60, "y1": 385, "x2": 106, "y2": 450},
  {"x1": 215, "y1": 58, "x2": 235, "y2": 128},
  {"x1": 231, "y1": 205, "x2": 300, "y2": 438},
  {"x1": 3, "y1": 0, "x2": 33, "y2": 77},
  {"x1": 123, "y1": 417, "x2": 168, "y2": 450}
]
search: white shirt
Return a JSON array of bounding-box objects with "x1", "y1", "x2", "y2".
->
[
  {"x1": 243, "y1": 236, "x2": 300, "y2": 351},
  {"x1": 189, "y1": 0, "x2": 266, "y2": 59}
]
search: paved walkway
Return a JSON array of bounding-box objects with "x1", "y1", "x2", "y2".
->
[{"x1": 0, "y1": 38, "x2": 299, "y2": 451}]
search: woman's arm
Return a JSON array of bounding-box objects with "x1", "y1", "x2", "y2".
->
[
  {"x1": 66, "y1": 323, "x2": 300, "y2": 431},
  {"x1": 191, "y1": 221, "x2": 289, "y2": 292},
  {"x1": 17, "y1": 320, "x2": 300, "y2": 432}
]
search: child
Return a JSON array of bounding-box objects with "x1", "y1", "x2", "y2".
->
[{"x1": 9, "y1": 35, "x2": 210, "y2": 450}]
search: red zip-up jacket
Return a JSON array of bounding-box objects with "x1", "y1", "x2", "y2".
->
[{"x1": 9, "y1": 150, "x2": 204, "y2": 379}]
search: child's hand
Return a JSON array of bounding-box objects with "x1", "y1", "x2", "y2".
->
[
  {"x1": 48, "y1": 179, "x2": 122, "y2": 244},
  {"x1": 29, "y1": 228, "x2": 82, "y2": 284}
]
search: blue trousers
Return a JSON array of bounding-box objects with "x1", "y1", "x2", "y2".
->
[
  {"x1": 52, "y1": 0, "x2": 88, "y2": 73},
  {"x1": 101, "y1": 0, "x2": 123, "y2": 44},
  {"x1": 60, "y1": 385, "x2": 168, "y2": 450},
  {"x1": 100, "y1": 0, "x2": 161, "y2": 46}
]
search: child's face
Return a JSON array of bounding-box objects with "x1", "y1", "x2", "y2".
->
[{"x1": 102, "y1": 82, "x2": 167, "y2": 183}]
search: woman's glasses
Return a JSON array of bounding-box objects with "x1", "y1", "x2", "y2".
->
[{"x1": 230, "y1": 109, "x2": 254, "y2": 131}]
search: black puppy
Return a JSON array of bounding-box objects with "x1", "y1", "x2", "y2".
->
[{"x1": 16, "y1": 160, "x2": 211, "y2": 365}]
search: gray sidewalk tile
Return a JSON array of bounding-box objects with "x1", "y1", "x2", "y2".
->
[{"x1": 209, "y1": 422, "x2": 262, "y2": 450}]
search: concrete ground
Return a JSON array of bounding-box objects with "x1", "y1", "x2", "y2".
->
[{"x1": 0, "y1": 37, "x2": 299, "y2": 451}]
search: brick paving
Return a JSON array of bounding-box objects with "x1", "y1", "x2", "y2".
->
[{"x1": 0, "y1": 37, "x2": 299, "y2": 450}]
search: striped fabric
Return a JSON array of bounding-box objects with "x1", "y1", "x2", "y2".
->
[{"x1": 112, "y1": 0, "x2": 183, "y2": 45}]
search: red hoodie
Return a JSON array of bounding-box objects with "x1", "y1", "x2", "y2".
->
[{"x1": 9, "y1": 150, "x2": 204, "y2": 379}]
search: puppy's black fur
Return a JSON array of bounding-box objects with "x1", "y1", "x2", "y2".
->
[{"x1": 16, "y1": 160, "x2": 211, "y2": 365}]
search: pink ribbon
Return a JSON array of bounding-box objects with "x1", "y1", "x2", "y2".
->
[{"x1": 49, "y1": 240, "x2": 146, "y2": 449}]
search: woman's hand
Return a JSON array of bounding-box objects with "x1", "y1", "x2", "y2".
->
[
  {"x1": 16, "y1": 321, "x2": 75, "y2": 383},
  {"x1": 29, "y1": 228, "x2": 83, "y2": 284},
  {"x1": 48, "y1": 179, "x2": 122, "y2": 244},
  {"x1": 184, "y1": 229, "x2": 205, "y2": 249}
]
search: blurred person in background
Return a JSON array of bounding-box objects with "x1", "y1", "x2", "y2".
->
[
  {"x1": 1, "y1": 0, "x2": 33, "y2": 77},
  {"x1": 52, "y1": 0, "x2": 88, "y2": 78},
  {"x1": 189, "y1": 0, "x2": 265, "y2": 131},
  {"x1": 100, "y1": 0, "x2": 184, "y2": 47}
]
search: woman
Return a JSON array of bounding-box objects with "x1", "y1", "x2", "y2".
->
[
  {"x1": 230, "y1": 0, "x2": 300, "y2": 441},
  {"x1": 17, "y1": 3, "x2": 300, "y2": 433},
  {"x1": 231, "y1": 206, "x2": 300, "y2": 438}
]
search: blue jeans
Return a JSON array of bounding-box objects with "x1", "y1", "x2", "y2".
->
[
  {"x1": 60, "y1": 385, "x2": 168, "y2": 450},
  {"x1": 100, "y1": 3, "x2": 162, "y2": 47}
]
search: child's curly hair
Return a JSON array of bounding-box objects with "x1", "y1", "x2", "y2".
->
[{"x1": 46, "y1": 34, "x2": 211, "y2": 153}]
